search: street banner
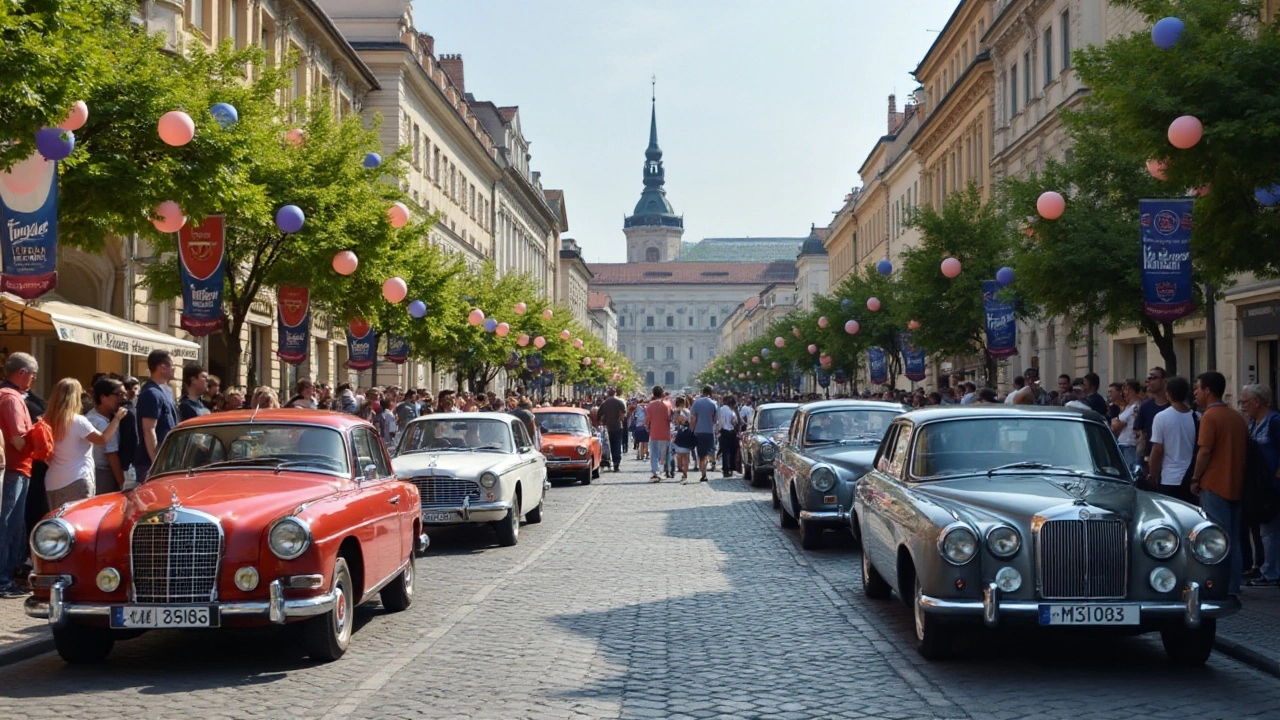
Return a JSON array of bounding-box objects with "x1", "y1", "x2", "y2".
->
[
  {"x1": 983, "y1": 280, "x2": 1018, "y2": 359},
  {"x1": 275, "y1": 285, "x2": 309, "y2": 365},
  {"x1": 1140, "y1": 198, "x2": 1195, "y2": 322},
  {"x1": 345, "y1": 318, "x2": 377, "y2": 370},
  {"x1": 0, "y1": 160, "x2": 59, "y2": 299},
  {"x1": 526, "y1": 353, "x2": 544, "y2": 373},
  {"x1": 816, "y1": 367, "x2": 830, "y2": 389},
  {"x1": 900, "y1": 332, "x2": 927, "y2": 382},
  {"x1": 384, "y1": 334, "x2": 409, "y2": 364},
  {"x1": 868, "y1": 347, "x2": 887, "y2": 385},
  {"x1": 178, "y1": 215, "x2": 226, "y2": 335},
  {"x1": 834, "y1": 369, "x2": 847, "y2": 385}
]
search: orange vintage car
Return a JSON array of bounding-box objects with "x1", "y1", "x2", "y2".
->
[
  {"x1": 24, "y1": 410, "x2": 425, "y2": 664},
  {"x1": 533, "y1": 407, "x2": 602, "y2": 484}
]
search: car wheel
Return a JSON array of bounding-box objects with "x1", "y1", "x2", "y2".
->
[
  {"x1": 771, "y1": 481, "x2": 780, "y2": 510},
  {"x1": 1161, "y1": 619, "x2": 1216, "y2": 665},
  {"x1": 305, "y1": 557, "x2": 354, "y2": 662},
  {"x1": 494, "y1": 498, "x2": 520, "y2": 546},
  {"x1": 578, "y1": 467, "x2": 592, "y2": 485},
  {"x1": 861, "y1": 546, "x2": 892, "y2": 599},
  {"x1": 780, "y1": 487, "x2": 798, "y2": 528},
  {"x1": 525, "y1": 496, "x2": 544, "y2": 524},
  {"x1": 591, "y1": 462, "x2": 600, "y2": 480},
  {"x1": 52, "y1": 625, "x2": 115, "y2": 664},
  {"x1": 743, "y1": 459, "x2": 753, "y2": 482},
  {"x1": 750, "y1": 465, "x2": 768, "y2": 489},
  {"x1": 798, "y1": 516, "x2": 823, "y2": 550},
  {"x1": 379, "y1": 556, "x2": 415, "y2": 612},
  {"x1": 913, "y1": 576, "x2": 954, "y2": 660}
]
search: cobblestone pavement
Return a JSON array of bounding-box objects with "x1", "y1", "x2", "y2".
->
[{"x1": 0, "y1": 458, "x2": 1278, "y2": 719}]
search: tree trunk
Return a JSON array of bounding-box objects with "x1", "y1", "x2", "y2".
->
[
  {"x1": 1142, "y1": 319, "x2": 1178, "y2": 377},
  {"x1": 223, "y1": 306, "x2": 250, "y2": 387},
  {"x1": 983, "y1": 351, "x2": 998, "y2": 390}
]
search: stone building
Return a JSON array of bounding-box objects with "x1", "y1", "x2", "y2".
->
[
  {"x1": 795, "y1": 226, "x2": 830, "y2": 312},
  {"x1": 587, "y1": 292, "x2": 618, "y2": 351}
]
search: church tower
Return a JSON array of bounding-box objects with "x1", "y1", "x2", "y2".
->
[{"x1": 624, "y1": 92, "x2": 684, "y2": 263}]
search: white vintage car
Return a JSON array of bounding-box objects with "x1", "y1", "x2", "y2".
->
[{"x1": 392, "y1": 413, "x2": 548, "y2": 547}]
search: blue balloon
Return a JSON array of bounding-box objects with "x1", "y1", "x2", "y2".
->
[
  {"x1": 876, "y1": 259, "x2": 893, "y2": 276},
  {"x1": 210, "y1": 103, "x2": 239, "y2": 129},
  {"x1": 997, "y1": 266, "x2": 1016, "y2": 287},
  {"x1": 275, "y1": 205, "x2": 305, "y2": 234},
  {"x1": 363, "y1": 152, "x2": 382, "y2": 169},
  {"x1": 408, "y1": 300, "x2": 427, "y2": 318},
  {"x1": 840, "y1": 298, "x2": 851, "y2": 310},
  {"x1": 35, "y1": 127, "x2": 74, "y2": 161},
  {"x1": 1152, "y1": 17, "x2": 1184, "y2": 50},
  {"x1": 1255, "y1": 185, "x2": 1280, "y2": 208},
  {"x1": 761, "y1": 348, "x2": 770, "y2": 357},
  {"x1": 483, "y1": 318, "x2": 498, "y2": 332}
]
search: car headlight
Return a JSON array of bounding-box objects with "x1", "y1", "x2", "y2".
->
[
  {"x1": 986, "y1": 526, "x2": 1021, "y2": 558},
  {"x1": 479, "y1": 472, "x2": 499, "y2": 489},
  {"x1": 96, "y1": 567, "x2": 121, "y2": 593},
  {"x1": 810, "y1": 467, "x2": 837, "y2": 492},
  {"x1": 268, "y1": 517, "x2": 312, "y2": 560},
  {"x1": 1143, "y1": 525, "x2": 1180, "y2": 560},
  {"x1": 760, "y1": 442, "x2": 776, "y2": 461},
  {"x1": 995, "y1": 566, "x2": 1022, "y2": 592},
  {"x1": 1149, "y1": 566, "x2": 1178, "y2": 593},
  {"x1": 575, "y1": 445, "x2": 588, "y2": 457},
  {"x1": 30, "y1": 518, "x2": 75, "y2": 561},
  {"x1": 1189, "y1": 522, "x2": 1228, "y2": 564},
  {"x1": 939, "y1": 524, "x2": 978, "y2": 565}
]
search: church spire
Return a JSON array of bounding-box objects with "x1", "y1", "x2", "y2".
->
[
  {"x1": 646, "y1": 78, "x2": 661, "y2": 161},
  {"x1": 624, "y1": 79, "x2": 681, "y2": 234}
]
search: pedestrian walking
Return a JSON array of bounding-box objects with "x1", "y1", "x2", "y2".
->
[
  {"x1": 716, "y1": 394, "x2": 741, "y2": 478},
  {"x1": 672, "y1": 398, "x2": 695, "y2": 482},
  {"x1": 1190, "y1": 371, "x2": 1249, "y2": 597},
  {"x1": 1147, "y1": 376, "x2": 1199, "y2": 503},
  {"x1": 1111, "y1": 379, "x2": 1141, "y2": 470},
  {"x1": 690, "y1": 386, "x2": 718, "y2": 482},
  {"x1": 597, "y1": 388, "x2": 627, "y2": 472},
  {"x1": 0, "y1": 352, "x2": 37, "y2": 598},
  {"x1": 645, "y1": 386, "x2": 672, "y2": 482},
  {"x1": 631, "y1": 401, "x2": 649, "y2": 461},
  {"x1": 86, "y1": 378, "x2": 127, "y2": 495},
  {"x1": 44, "y1": 378, "x2": 127, "y2": 508},
  {"x1": 1241, "y1": 384, "x2": 1280, "y2": 587}
]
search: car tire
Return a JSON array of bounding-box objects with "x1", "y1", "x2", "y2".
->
[
  {"x1": 305, "y1": 557, "x2": 354, "y2": 662},
  {"x1": 379, "y1": 556, "x2": 415, "y2": 612},
  {"x1": 780, "y1": 487, "x2": 798, "y2": 528},
  {"x1": 1161, "y1": 619, "x2": 1216, "y2": 665},
  {"x1": 578, "y1": 467, "x2": 592, "y2": 485},
  {"x1": 591, "y1": 462, "x2": 600, "y2": 480},
  {"x1": 525, "y1": 496, "x2": 544, "y2": 524},
  {"x1": 771, "y1": 481, "x2": 781, "y2": 510},
  {"x1": 861, "y1": 546, "x2": 892, "y2": 599},
  {"x1": 750, "y1": 465, "x2": 769, "y2": 489},
  {"x1": 913, "y1": 576, "x2": 954, "y2": 660},
  {"x1": 798, "y1": 516, "x2": 823, "y2": 549},
  {"x1": 494, "y1": 499, "x2": 520, "y2": 546},
  {"x1": 52, "y1": 625, "x2": 115, "y2": 664}
]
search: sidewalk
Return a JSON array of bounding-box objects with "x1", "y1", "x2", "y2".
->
[
  {"x1": 0, "y1": 592, "x2": 52, "y2": 667},
  {"x1": 1217, "y1": 585, "x2": 1280, "y2": 677}
]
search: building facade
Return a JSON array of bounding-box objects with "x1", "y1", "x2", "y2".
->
[
  {"x1": 795, "y1": 226, "x2": 830, "y2": 312},
  {"x1": 558, "y1": 238, "x2": 593, "y2": 328},
  {"x1": 587, "y1": 291, "x2": 619, "y2": 351}
]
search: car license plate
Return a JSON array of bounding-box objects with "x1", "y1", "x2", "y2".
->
[
  {"x1": 110, "y1": 605, "x2": 218, "y2": 629},
  {"x1": 422, "y1": 511, "x2": 453, "y2": 523},
  {"x1": 1038, "y1": 604, "x2": 1138, "y2": 626}
]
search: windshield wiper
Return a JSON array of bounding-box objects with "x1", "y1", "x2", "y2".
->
[
  {"x1": 473, "y1": 444, "x2": 507, "y2": 452},
  {"x1": 987, "y1": 461, "x2": 1082, "y2": 477},
  {"x1": 189, "y1": 458, "x2": 287, "y2": 474},
  {"x1": 273, "y1": 459, "x2": 342, "y2": 474}
]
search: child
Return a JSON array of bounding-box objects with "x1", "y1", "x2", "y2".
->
[{"x1": 672, "y1": 397, "x2": 695, "y2": 482}]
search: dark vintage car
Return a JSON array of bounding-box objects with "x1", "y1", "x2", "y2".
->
[
  {"x1": 773, "y1": 400, "x2": 905, "y2": 549},
  {"x1": 25, "y1": 411, "x2": 425, "y2": 664},
  {"x1": 741, "y1": 403, "x2": 799, "y2": 488},
  {"x1": 854, "y1": 406, "x2": 1240, "y2": 662}
]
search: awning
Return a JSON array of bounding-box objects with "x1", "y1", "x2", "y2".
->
[{"x1": 1, "y1": 293, "x2": 200, "y2": 361}]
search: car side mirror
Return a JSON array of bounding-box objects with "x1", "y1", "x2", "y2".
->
[{"x1": 363, "y1": 463, "x2": 378, "y2": 478}]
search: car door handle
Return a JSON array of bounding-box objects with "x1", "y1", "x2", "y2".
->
[{"x1": 389, "y1": 496, "x2": 400, "y2": 505}]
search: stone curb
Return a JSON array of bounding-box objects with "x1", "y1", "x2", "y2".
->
[
  {"x1": 0, "y1": 630, "x2": 52, "y2": 668},
  {"x1": 1215, "y1": 635, "x2": 1280, "y2": 679}
]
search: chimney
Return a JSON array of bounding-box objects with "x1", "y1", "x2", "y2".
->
[
  {"x1": 439, "y1": 54, "x2": 464, "y2": 94},
  {"x1": 418, "y1": 33, "x2": 434, "y2": 58},
  {"x1": 887, "y1": 94, "x2": 898, "y2": 133}
]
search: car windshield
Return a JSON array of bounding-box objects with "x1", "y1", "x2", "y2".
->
[
  {"x1": 399, "y1": 418, "x2": 514, "y2": 454},
  {"x1": 538, "y1": 413, "x2": 591, "y2": 436},
  {"x1": 150, "y1": 424, "x2": 350, "y2": 477},
  {"x1": 805, "y1": 409, "x2": 898, "y2": 446},
  {"x1": 757, "y1": 407, "x2": 797, "y2": 431},
  {"x1": 909, "y1": 417, "x2": 1130, "y2": 481}
]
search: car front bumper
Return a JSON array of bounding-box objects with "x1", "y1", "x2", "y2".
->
[
  {"x1": 920, "y1": 581, "x2": 1240, "y2": 630},
  {"x1": 421, "y1": 496, "x2": 514, "y2": 523},
  {"x1": 545, "y1": 458, "x2": 591, "y2": 474},
  {"x1": 25, "y1": 579, "x2": 335, "y2": 628}
]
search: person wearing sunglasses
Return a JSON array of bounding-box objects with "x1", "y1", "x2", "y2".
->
[
  {"x1": 1134, "y1": 367, "x2": 1170, "y2": 480},
  {"x1": 86, "y1": 378, "x2": 128, "y2": 495}
]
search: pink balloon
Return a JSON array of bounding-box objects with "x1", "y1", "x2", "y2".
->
[
  {"x1": 332, "y1": 250, "x2": 358, "y2": 275},
  {"x1": 468, "y1": 308, "x2": 485, "y2": 326},
  {"x1": 941, "y1": 257, "x2": 962, "y2": 278},
  {"x1": 583, "y1": 357, "x2": 592, "y2": 366},
  {"x1": 542, "y1": 308, "x2": 553, "y2": 321},
  {"x1": 387, "y1": 202, "x2": 410, "y2": 228},
  {"x1": 558, "y1": 329, "x2": 571, "y2": 341},
  {"x1": 382, "y1": 277, "x2": 407, "y2": 303},
  {"x1": 517, "y1": 333, "x2": 530, "y2": 347},
  {"x1": 152, "y1": 201, "x2": 186, "y2": 233},
  {"x1": 775, "y1": 337, "x2": 785, "y2": 348},
  {"x1": 0, "y1": 153, "x2": 52, "y2": 195},
  {"x1": 573, "y1": 338, "x2": 584, "y2": 349},
  {"x1": 792, "y1": 327, "x2": 801, "y2": 338},
  {"x1": 1168, "y1": 115, "x2": 1203, "y2": 150},
  {"x1": 738, "y1": 373, "x2": 745, "y2": 379},
  {"x1": 597, "y1": 357, "x2": 605, "y2": 365},
  {"x1": 284, "y1": 128, "x2": 305, "y2": 148},
  {"x1": 844, "y1": 320, "x2": 860, "y2": 335},
  {"x1": 752, "y1": 356, "x2": 760, "y2": 364},
  {"x1": 1146, "y1": 158, "x2": 1167, "y2": 181},
  {"x1": 495, "y1": 322, "x2": 510, "y2": 337},
  {"x1": 867, "y1": 297, "x2": 881, "y2": 312},
  {"x1": 808, "y1": 344, "x2": 817, "y2": 354},
  {"x1": 157, "y1": 111, "x2": 195, "y2": 147},
  {"x1": 818, "y1": 316, "x2": 829, "y2": 328},
  {"x1": 533, "y1": 336, "x2": 547, "y2": 348},
  {"x1": 1037, "y1": 191, "x2": 1066, "y2": 220},
  {"x1": 908, "y1": 319, "x2": 921, "y2": 330},
  {"x1": 771, "y1": 361, "x2": 780, "y2": 370},
  {"x1": 60, "y1": 101, "x2": 89, "y2": 131},
  {"x1": 513, "y1": 302, "x2": 527, "y2": 315}
]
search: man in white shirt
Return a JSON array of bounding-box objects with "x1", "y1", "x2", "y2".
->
[
  {"x1": 715, "y1": 395, "x2": 741, "y2": 478},
  {"x1": 738, "y1": 399, "x2": 755, "y2": 429},
  {"x1": 1148, "y1": 376, "x2": 1197, "y2": 501}
]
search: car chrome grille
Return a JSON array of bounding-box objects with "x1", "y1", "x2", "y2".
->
[
  {"x1": 413, "y1": 477, "x2": 482, "y2": 508},
  {"x1": 1038, "y1": 518, "x2": 1127, "y2": 599},
  {"x1": 131, "y1": 520, "x2": 222, "y2": 604}
]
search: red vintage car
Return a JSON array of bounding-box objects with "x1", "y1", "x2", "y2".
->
[
  {"x1": 24, "y1": 410, "x2": 425, "y2": 664},
  {"x1": 533, "y1": 407, "x2": 602, "y2": 484}
]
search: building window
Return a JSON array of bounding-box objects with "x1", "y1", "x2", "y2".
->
[
  {"x1": 646, "y1": 371, "x2": 655, "y2": 385},
  {"x1": 1023, "y1": 51, "x2": 1032, "y2": 103},
  {"x1": 1062, "y1": 10, "x2": 1071, "y2": 70},
  {"x1": 646, "y1": 346, "x2": 655, "y2": 360},
  {"x1": 710, "y1": 316, "x2": 717, "y2": 327},
  {"x1": 688, "y1": 347, "x2": 694, "y2": 360},
  {"x1": 665, "y1": 346, "x2": 674, "y2": 360},
  {"x1": 1043, "y1": 27, "x2": 1053, "y2": 86},
  {"x1": 645, "y1": 247, "x2": 659, "y2": 262},
  {"x1": 1010, "y1": 63, "x2": 1018, "y2": 114},
  {"x1": 619, "y1": 316, "x2": 626, "y2": 327},
  {"x1": 688, "y1": 316, "x2": 693, "y2": 326},
  {"x1": 189, "y1": 0, "x2": 205, "y2": 30},
  {"x1": 666, "y1": 316, "x2": 674, "y2": 327},
  {"x1": 227, "y1": 0, "x2": 241, "y2": 47},
  {"x1": 412, "y1": 124, "x2": 420, "y2": 167},
  {"x1": 646, "y1": 316, "x2": 654, "y2": 327},
  {"x1": 665, "y1": 371, "x2": 676, "y2": 386},
  {"x1": 432, "y1": 148, "x2": 440, "y2": 182}
]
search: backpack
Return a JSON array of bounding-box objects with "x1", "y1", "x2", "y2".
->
[{"x1": 1243, "y1": 437, "x2": 1280, "y2": 524}]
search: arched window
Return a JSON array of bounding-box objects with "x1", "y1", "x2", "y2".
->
[{"x1": 645, "y1": 247, "x2": 659, "y2": 262}]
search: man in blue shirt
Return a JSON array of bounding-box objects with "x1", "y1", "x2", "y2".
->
[
  {"x1": 690, "y1": 386, "x2": 718, "y2": 482},
  {"x1": 1242, "y1": 384, "x2": 1280, "y2": 586},
  {"x1": 134, "y1": 350, "x2": 179, "y2": 480}
]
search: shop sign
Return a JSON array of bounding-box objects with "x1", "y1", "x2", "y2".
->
[{"x1": 1241, "y1": 299, "x2": 1280, "y2": 338}]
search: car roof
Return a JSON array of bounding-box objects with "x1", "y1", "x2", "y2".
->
[
  {"x1": 407, "y1": 411, "x2": 517, "y2": 425},
  {"x1": 179, "y1": 409, "x2": 371, "y2": 431},
  {"x1": 533, "y1": 406, "x2": 589, "y2": 415},
  {"x1": 799, "y1": 399, "x2": 907, "y2": 413},
  {"x1": 901, "y1": 404, "x2": 1103, "y2": 424},
  {"x1": 757, "y1": 402, "x2": 800, "y2": 411}
]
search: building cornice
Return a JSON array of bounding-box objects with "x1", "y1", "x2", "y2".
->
[
  {"x1": 291, "y1": 0, "x2": 380, "y2": 89},
  {"x1": 911, "y1": 53, "x2": 993, "y2": 161},
  {"x1": 500, "y1": 166, "x2": 559, "y2": 234}
]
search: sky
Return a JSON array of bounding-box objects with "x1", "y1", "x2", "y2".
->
[{"x1": 414, "y1": 0, "x2": 962, "y2": 265}]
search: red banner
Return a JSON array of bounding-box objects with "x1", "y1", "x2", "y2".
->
[
  {"x1": 276, "y1": 285, "x2": 310, "y2": 365},
  {"x1": 178, "y1": 216, "x2": 226, "y2": 336}
]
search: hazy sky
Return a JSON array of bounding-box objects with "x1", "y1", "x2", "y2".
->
[{"x1": 414, "y1": 0, "x2": 961, "y2": 265}]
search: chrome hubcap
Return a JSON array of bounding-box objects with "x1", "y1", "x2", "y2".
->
[
  {"x1": 913, "y1": 583, "x2": 925, "y2": 642},
  {"x1": 335, "y1": 586, "x2": 348, "y2": 634},
  {"x1": 404, "y1": 560, "x2": 414, "y2": 595}
]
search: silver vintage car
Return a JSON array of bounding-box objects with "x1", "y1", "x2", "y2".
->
[
  {"x1": 854, "y1": 406, "x2": 1240, "y2": 662},
  {"x1": 773, "y1": 400, "x2": 904, "y2": 549},
  {"x1": 741, "y1": 403, "x2": 799, "y2": 488}
]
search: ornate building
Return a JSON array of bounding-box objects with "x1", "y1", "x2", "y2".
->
[{"x1": 623, "y1": 98, "x2": 685, "y2": 263}]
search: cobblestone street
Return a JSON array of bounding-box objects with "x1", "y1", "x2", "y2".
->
[{"x1": 1, "y1": 458, "x2": 1278, "y2": 719}]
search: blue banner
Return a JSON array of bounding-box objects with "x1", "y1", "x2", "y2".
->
[
  {"x1": 982, "y1": 280, "x2": 1018, "y2": 359},
  {"x1": 1140, "y1": 198, "x2": 1195, "y2": 322},
  {"x1": 816, "y1": 367, "x2": 830, "y2": 388},
  {"x1": 345, "y1": 319, "x2": 377, "y2": 371},
  {"x1": 526, "y1": 352, "x2": 544, "y2": 373},
  {"x1": 0, "y1": 160, "x2": 58, "y2": 299},
  {"x1": 900, "y1": 332, "x2": 926, "y2": 382},
  {"x1": 275, "y1": 285, "x2": 309, "y2": 365},
  {"x1": 178, "y1": 216, "x2": 226, "y2": 336},
  {"x1": 384, "y1": 334, "x2": 409, "y2": 365},
  {"x1": 868, "y1": 347, "x2": 887, "y2": 385}
]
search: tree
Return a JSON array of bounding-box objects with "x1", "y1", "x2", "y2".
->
[{"x1": 900, "y1": 184, "x2": 1016, "y2": 388}]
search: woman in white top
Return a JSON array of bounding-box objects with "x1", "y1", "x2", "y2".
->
[
  {"x1": 45, "y1": 378, "x2": 127, "y2": 508},
  {"x1": 1111, "y1": 379, "x2": 1141, "y2": 469}
]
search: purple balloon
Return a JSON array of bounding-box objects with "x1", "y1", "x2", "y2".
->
[
  {"x1": 35, "y1": 127, "x2": 75, "y2": 161},
  {"x1": 1152, "y1": 17, "x2": 1184, "y2": 50},
  {"x1": 275, "y1": 205, "x2": 305, "y2": 234},
  {"x1": 408, "y1": 300, "x2": 427, "y2": 318},
  {"x1": 1255, "y1": 185, "x2": 1280, "y2": 208},
  {"x1": 997, "y1": 266, "x2": 1016, "y2": 287},
  {"x1": 876, "y1": 259, "x2": 893, "y2": 276},
  {"x1": 363, "y1": 152, "x2": 382, "y2": 169},
  {"x1": 482, "y1": 318, "x2": 498, "y2": 332}
]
